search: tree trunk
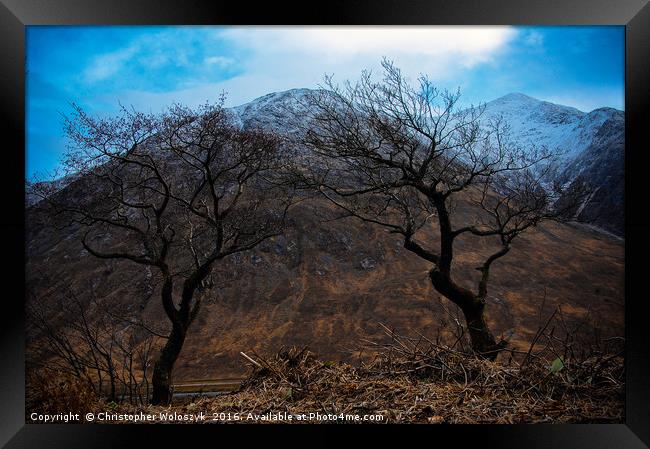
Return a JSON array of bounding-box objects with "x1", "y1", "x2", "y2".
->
[
  {"x1": 107, "y1": 366, "x2": 117, "y2": 403},
  {"x1": 429, "y1": 269, "x2": 503, "y2": 360},
  {"x1": 151, "y1": 324, "x2": 186, "y2": 405},
  {"x1": 460, "y1": 301, "x2": 503, "y2": 360}
]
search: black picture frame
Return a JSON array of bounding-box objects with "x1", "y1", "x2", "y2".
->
[{"x1": 2, "y1": 1, "x2": 649, "y2": 447}]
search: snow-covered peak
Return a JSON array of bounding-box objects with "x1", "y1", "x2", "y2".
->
[
  {"x1": 229, "y1": 88, "x2": 321, "y2": 135},
  {"x1": 486, "y1": 93, "x2": 583, "y2": 120},
  {"x1": 480, "y1": 93, "x2": 622, "y2": 161},
  {"x1": 490, "y1": 92, "x2": 541, "y2": 104},
  {"x1": 233, "y1": 88, "x2": 313, "y2": 111},
  {"x1": 584, "y1": 107, "x2": 624, "y2": 124},
  {"x1": 231, "y1": 88, "x2": 314, "y2": 119}
]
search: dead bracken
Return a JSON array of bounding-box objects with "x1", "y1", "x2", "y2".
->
[{"x1": 81, "y1": 323, "x2": 623, "y2": 424}]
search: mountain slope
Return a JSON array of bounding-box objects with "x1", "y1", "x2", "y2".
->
[
  {"x1": 227, "y1": 89, "x2": 625, "y2": 236},
  {"x1": 26, "y1": 193, "x2": 624, "y2": 380},
  {"x1": 480, "y1": 93, "x2": 624, "y2": 235}
]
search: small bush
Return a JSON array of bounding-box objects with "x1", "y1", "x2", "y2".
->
[{"x1": 26, "y1": 369, "x2": 98, "y2": 417}]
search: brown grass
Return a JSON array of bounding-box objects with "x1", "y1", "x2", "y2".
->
[
  {"x1": 200, "y1": 341, "x2": 623, "y2": 424},
  {"x1": 26, "y1": 369, "x2": 99, "y2": 417},
  {"x1": 83, "y1": 328, "x2": 623, "y2": 424}
]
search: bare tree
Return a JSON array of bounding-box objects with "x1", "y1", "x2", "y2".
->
[
  {"x1": 298, "y1": 60, "x2": 582, "y2": 359},
  {"x1": 27, "y1": 289, "x2": 158, "y2": 405},
  {"x1": 33, "y1": 98, "x2": 294, "y2": 404}
]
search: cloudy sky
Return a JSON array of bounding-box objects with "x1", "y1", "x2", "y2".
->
[{"x1": 26, "y1": 26, "x2": 624, "y2": 178}]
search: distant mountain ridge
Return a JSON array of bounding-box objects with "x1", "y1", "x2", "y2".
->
[
  {"x1": 479, "y1": 92, "x2": 624, "y2": 235},
  {"x1": 28, "y1": 89, "x2": 625, "y2": 235},
  {"x1": 227, "y1": 88, "x2": 624, "y2": 236}
]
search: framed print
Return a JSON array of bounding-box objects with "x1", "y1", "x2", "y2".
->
[{"x1": 2, "y1": 0, "x2": 649, "y2": 447}]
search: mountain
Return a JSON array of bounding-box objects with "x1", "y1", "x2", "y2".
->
[
  {"x1": 221, "y1": 89, "x2": 625, "y2": 235},
  {"x1": 28, "y1": 89, "x2": 624, "y2": 236},
  {"x1": 480, "y1": 93, "x2": 624, "y2": 236},
  {"x1": 25, "y1": 89, "x2": 625, "y2": 381},
  {"x1": 232, "y1": 88, "x2": 316, "y2": 134}
]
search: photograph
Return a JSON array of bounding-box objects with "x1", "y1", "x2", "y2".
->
[{"x1": 23, "y1": 24, "x2": 627, "y2": 426}]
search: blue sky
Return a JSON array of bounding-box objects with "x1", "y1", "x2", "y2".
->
[{"x1": 26, "y1": 26, "x2": 624, "y2": 179}]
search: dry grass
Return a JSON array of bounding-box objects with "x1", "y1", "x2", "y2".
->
[
  {"x1": 26, "y1": 369, "x2": 99, "y2": 417},
  {"x1": 197, "y1": 340, "x2": 623, "y2": 424},
  {"x1": 28, "y1": 316, "x2": 623, "y2": 424},
  {"x1": 96, "y1": 330, "x2": 623, "y2": 424}
]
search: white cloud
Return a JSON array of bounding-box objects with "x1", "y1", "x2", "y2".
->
[
  {"x1": 81, "y1": 29, "x2": 219, "y2": 85},
  {"x1": 221, "y1": 26, "x2": 516, "y2": 76},
  {"x1": 222, "y1": 26, "x2": 515, "y2": 60},
  {"x1": 83, "y1": 45, "x2": 139, "y2": 83},
  {"x1": 213, "y1": 26, "x2": 517, "y2": 105},
  {"x1": 204, "y1": 55, "x2": 235, "y2": 68},
  {"x1": 86, "y1": 26, "x2": 518, "y2": 110}
]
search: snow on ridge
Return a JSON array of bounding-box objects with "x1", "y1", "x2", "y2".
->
[
  {"x1": 481, "y1": 93, "x2": 621, "y2": 162},
  {"x1": 228, "y1": 88, "x2": 322, "y2": 136},
  {"x1": 230, "y1": 88, "x2": 315, "y2": 118},
  {"x1": 228, "y1": 89, "x2": 622, "y2": 160},
  {"x1": 30, "y1": 89, "x2": 622, "y2": 200}
]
